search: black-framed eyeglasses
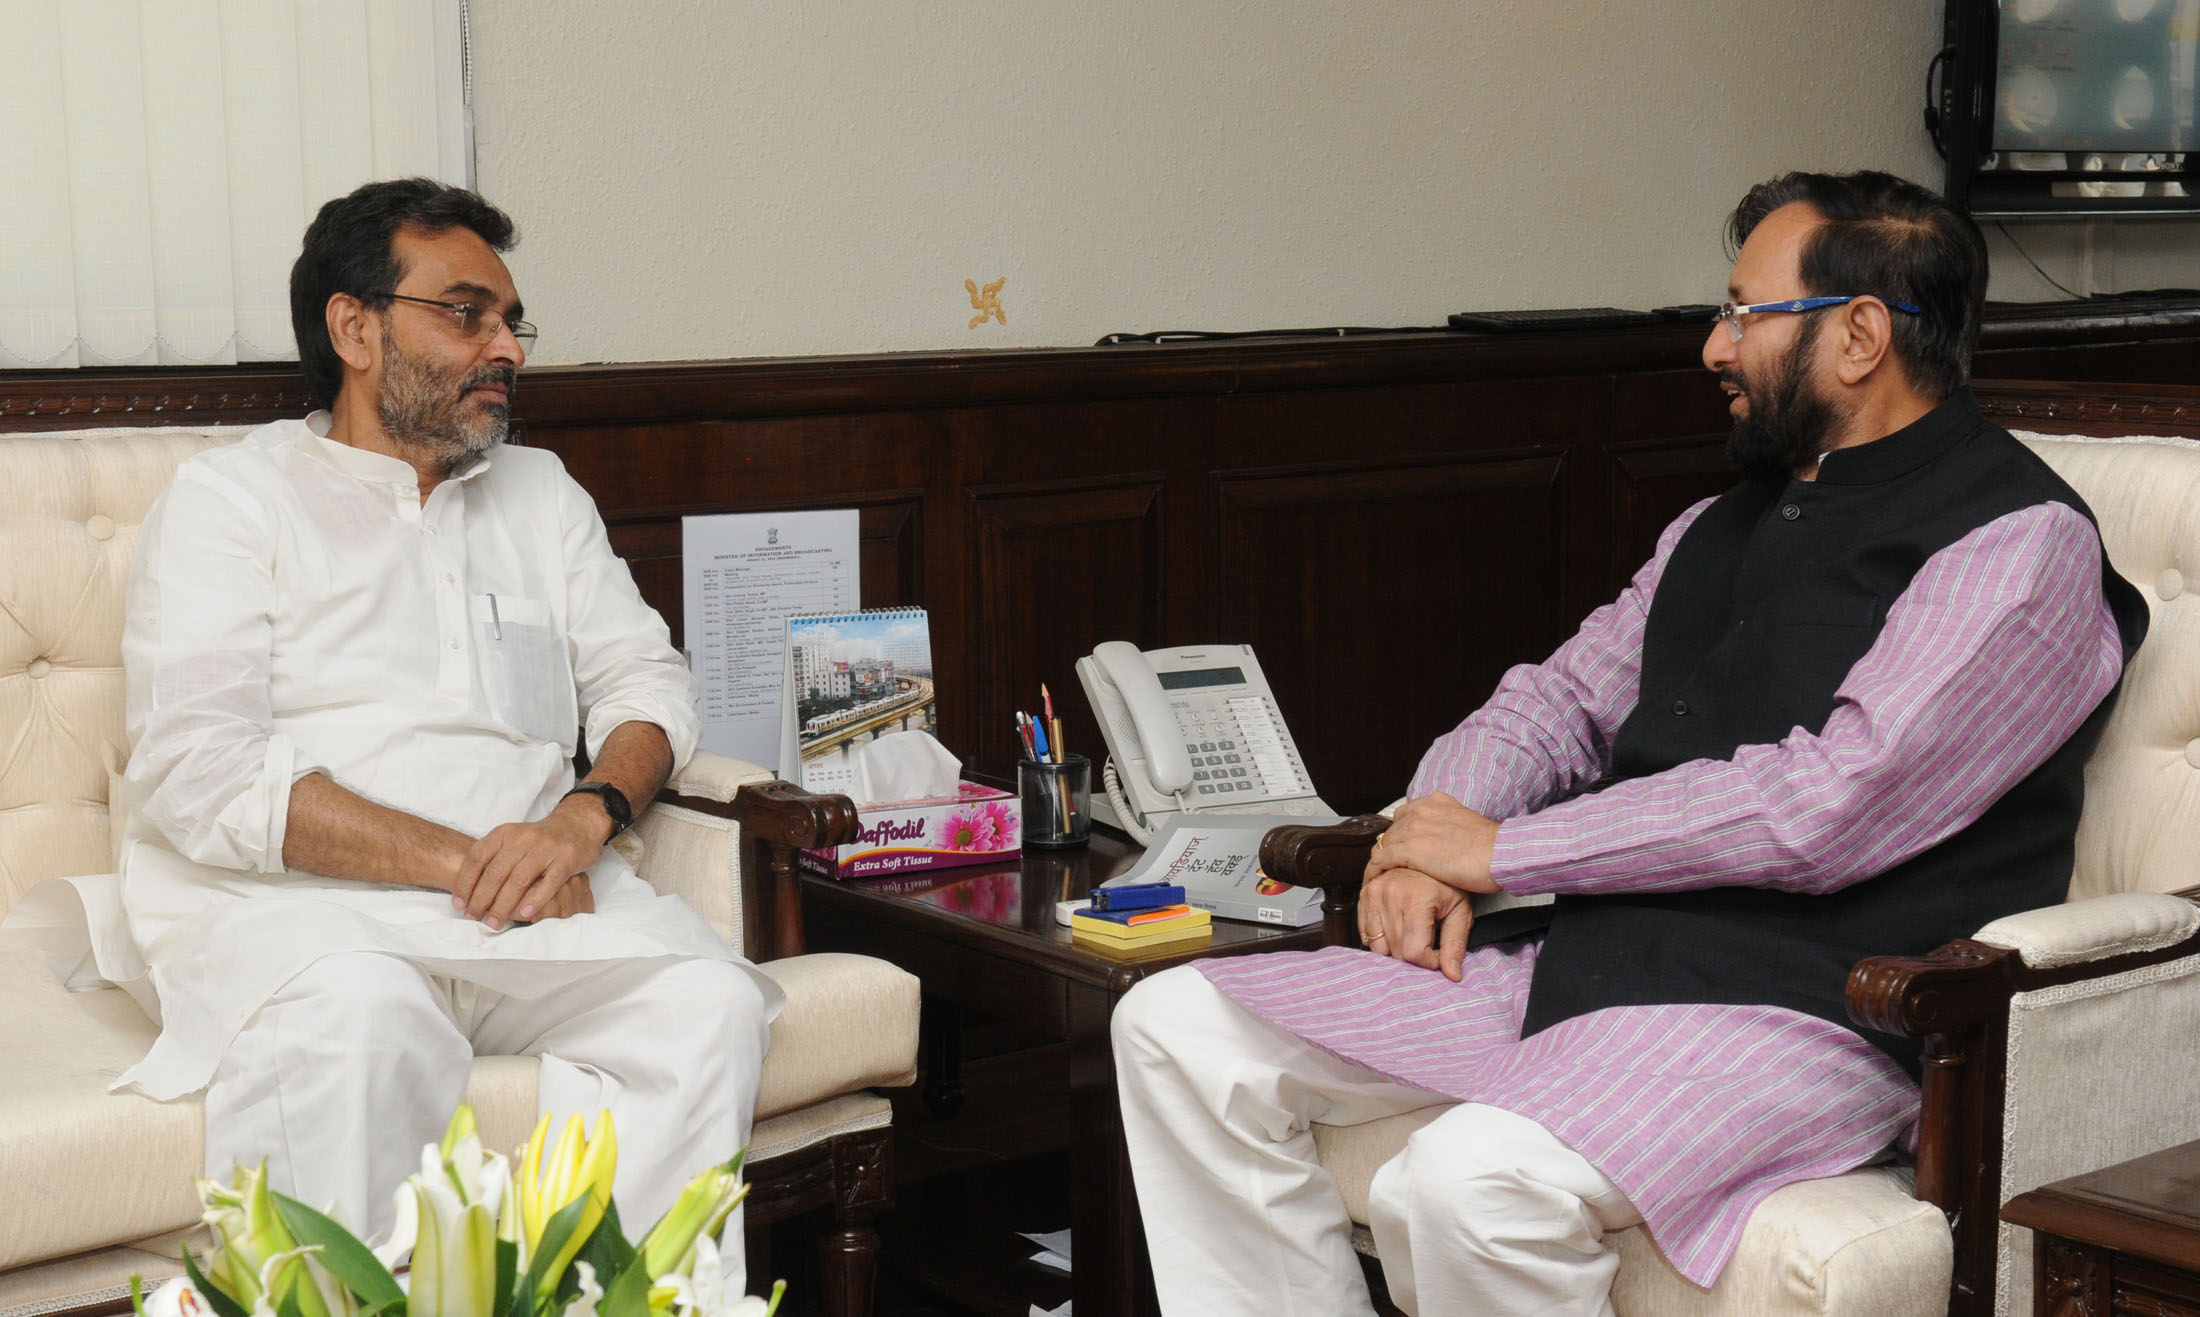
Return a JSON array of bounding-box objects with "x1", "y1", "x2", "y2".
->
[{"x1": 386, "y1": 294, "x2": 538, "y2": 350}]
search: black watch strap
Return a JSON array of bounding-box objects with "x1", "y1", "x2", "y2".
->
[{"x1": 562, "y1": 780, "x2": 633, "y2": 840}]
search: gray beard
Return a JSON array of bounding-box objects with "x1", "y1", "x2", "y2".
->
[{"x1": 376, "y1": 340, "x2": 510, "y2": 477}]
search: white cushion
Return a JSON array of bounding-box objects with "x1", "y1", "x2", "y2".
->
[
  {"x1": 2017, "y1": 431, "x2": 2200, "y2": 902},
  {"x1": 1977, "y1": 890, "x2": 2200, "y2": 968},
  {"x1": 1315, "y1": 1113, "x2": 1950, "y2": 1316},
  {"x1": 0, "y1": 942, "x2": 916, "y2": 1270},
  {"x1": 0, "y1": 427, "x2": 246, "y2": 917}
]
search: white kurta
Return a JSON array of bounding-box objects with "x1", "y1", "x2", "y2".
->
[{"x1": 37, "y1": 414, "x2": 780, "y2": 1101}]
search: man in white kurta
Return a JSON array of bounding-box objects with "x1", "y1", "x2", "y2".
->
[{"x1": 107, "y1": 180, "x2": 776, "y2": 1250}]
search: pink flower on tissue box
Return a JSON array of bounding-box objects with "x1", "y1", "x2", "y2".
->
[{"x1": 800, "y1": 780, "x2": 1021, "y2": 879}]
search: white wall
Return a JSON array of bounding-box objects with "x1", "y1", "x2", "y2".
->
[{"x1": 466, "y1": 2, "x2": 2193, "y2": 366}]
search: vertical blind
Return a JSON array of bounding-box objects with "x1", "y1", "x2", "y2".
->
[{"x1": 0, "y1": 0, "x2": 469, "y2": 369}]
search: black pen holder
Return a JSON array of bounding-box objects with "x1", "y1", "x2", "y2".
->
[{"x1": 1019, "y1": 753, "x2": 1092, "y2": 849}]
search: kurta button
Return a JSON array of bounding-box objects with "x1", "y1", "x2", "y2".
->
[
  {"x1": 1672, "y1": 699, "x2": 1688, "y2": 715},
  {"x1": 448, "y1": 639, "x2": 461, "y2": 651},
  {"x1": 2186, "y1": 739, "x2": 2200, "y2": 770},
  {"x1": 1781, "y1": 504, "x2": 1801, "y2": 521},
  {"x1": 2158, "y1": 568, "x2": 2184, "y2": 602},
  {"x1": 26, "y1": 658, "x2": 51, "y2": 679},
  {"x1": 85, "y1": 514, "x2": 115, "y2": 540}
]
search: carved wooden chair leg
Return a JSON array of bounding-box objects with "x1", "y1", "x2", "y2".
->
[{"x1": 818, "y1": 1126, "x2": 893, "y2": 1317}]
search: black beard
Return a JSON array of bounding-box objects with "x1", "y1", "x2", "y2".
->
[
  {"x1": 1724, "y1": 317, "x2": 1842, "y2": 482},
  {"x1": 376, "y1": 331, "x2": 514, "y2": 476}
]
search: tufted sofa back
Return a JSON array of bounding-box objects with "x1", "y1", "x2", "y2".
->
[
  {"x1": 0, "y1": 425, "x2": 250, "y2": 916},
  {"x1": 2018, "y1": 431, "x2": 2200, "y2": 901}
]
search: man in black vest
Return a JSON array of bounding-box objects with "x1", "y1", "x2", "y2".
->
[{"x1": 1113, "y1": 171, "x2": 2148, "y2": 1315}]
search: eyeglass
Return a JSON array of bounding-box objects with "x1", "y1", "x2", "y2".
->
[
  {"x1": 1716, "y1": 295, "x2": 1921, "y2": 343},
  {"x1": 386, "y1": 294, "x2": 538, "y2": 350}
]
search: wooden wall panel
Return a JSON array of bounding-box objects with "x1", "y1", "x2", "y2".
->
[
  {"x1": 966, "y1": 476, "x2": 1166, "y2": 777},
  {"x1": 8, "y1": 302, "x2": 2198, "y2": 813},
  {"x1": 1215, "y1": 452, "x2": 1567, "y2": 807}
]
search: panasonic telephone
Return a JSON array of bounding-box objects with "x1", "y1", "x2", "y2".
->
[{"x1": 1074, "y1": 641, "x2": 1334, "y2": 842}]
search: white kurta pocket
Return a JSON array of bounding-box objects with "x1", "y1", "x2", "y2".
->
[{"x1": 474, "y1": 594, "x2": 580, "y2": 747}]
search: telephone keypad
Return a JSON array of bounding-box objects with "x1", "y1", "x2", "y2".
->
[{"x1": 1168, "y1": 687, "x2": 1311, "y2": 803}]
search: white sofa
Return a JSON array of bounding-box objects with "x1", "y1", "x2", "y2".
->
[
  {"x1": 1264, "y1": 388, "x2": 2200, "y2": 1317},
  {"x1": 0, "y1": 424, "x2": 918, "y2": 1317}
]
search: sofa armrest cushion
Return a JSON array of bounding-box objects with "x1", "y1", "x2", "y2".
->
[
  {"x1": 666, "y1": 749, "x2": 775, "y2": 805},
  {"x1": 752, "y1": 952, "x2": 920, "y2": 1119},
  {"x1": 1975, "y1": 891, "x2": 2200, "y2": 969}
]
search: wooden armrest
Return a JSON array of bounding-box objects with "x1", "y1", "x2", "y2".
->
[
  {"x1": 1845, "y1": 909, "x2": 2200, "y2": 1310},
  {"x1": 1260, "y1": 814, "x2": 1390, "y2": 948},
  {"x1": 715, "y1": 780, "x2": 860, "y2": 962}
]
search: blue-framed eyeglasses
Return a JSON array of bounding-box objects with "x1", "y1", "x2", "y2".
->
[{"x1": 1716, "y1": 295, "x2": 1921, "y2": 343}]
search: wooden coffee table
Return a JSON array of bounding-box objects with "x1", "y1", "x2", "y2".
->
[
  {"x1": 798, "y1": 827, "x2": 1324, "y2": 1317},
  {"x1": 2002, "y1": 1139, "x2": 2200, "y2": 1315}
]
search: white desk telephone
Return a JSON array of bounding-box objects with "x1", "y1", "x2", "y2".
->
[{"x1": 1075, "y1": 640, "x2": 1334, "y2": 842}]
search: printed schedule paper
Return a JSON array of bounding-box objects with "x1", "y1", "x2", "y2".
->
[{"x1": 682, "y1": 510, "x2": 860, "y2": 772}]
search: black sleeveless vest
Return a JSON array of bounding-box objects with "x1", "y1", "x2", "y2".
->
[{"x1": 1514, "y1": 391, "x2": 2148, "y2": 1076}]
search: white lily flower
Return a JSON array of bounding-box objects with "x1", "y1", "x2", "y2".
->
[
  {"x1": 406, "y1": 1173, "x2": 498, "y2": 1317},
  {"x1": 139, "y1": 1276, "x2": 213, "y2": 1317},
  {"x1": 657, "y1": 1238, "x2": 780, "y2": 1317},
  {"x1": 247, "y1": 1246, "x2": 326, "y2": 1317},
  {"x1": 556, "y1": 1260, "x2": 603, "y2": 1317},
  {"x1": 374, "y1": 1104, "x2": 513, "y2": 1275}
]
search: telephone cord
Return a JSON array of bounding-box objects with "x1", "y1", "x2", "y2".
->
[{"x1": 1103, "y1": 757, "x2": 1154, "y2": 845}]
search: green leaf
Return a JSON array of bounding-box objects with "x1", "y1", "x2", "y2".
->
[
  {"x1": 182, "y1": 1245, "x2": 250, "y2": 1317},
  {"x1": 571, "y1": 1201, "x2": 634, "y2": 1288},
  {"x1": 276, "y1": 1281, "x2": 307, "y2": 1317},
  {"x1": 272, "y1": 1195, "x2": 406, "y2": 1311},
  {"x1": 493, "y1": 1239, "x2": 518, "y2": 1317},
  {"x1": 594, "y1": 1257, "x2": 649, "y2": 1317},
  {"x1": 520, "y1": 1196, "x2": 593, "y2": 1312},
  {"x1": 129, "y1": 1275, "x2": 147, "y2": 1317}
]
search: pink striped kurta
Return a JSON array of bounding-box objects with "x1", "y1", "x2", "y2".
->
[{"x1": 1199, "y1": 496, "x2": 2127, "y2": 1285}]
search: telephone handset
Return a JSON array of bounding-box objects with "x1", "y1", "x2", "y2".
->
[{"x1": 1075, "y1": 641, "x2": 1332, "y2": 843}]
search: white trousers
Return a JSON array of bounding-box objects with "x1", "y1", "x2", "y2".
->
[
  {"x1": 1113, "y1": 965, "x2": 1643, "y2": 1317},
  {"x1": 205, "y1": 951, "x2": 770, "y2": 1279}
]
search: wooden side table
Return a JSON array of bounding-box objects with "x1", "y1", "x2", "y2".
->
[
  {"x1": 2002, "y1": 1140, "x2": 2200, "y2": 1315},
  {"x1": 798, "y1": 826, "x2": 1323, "y2": 1317}
]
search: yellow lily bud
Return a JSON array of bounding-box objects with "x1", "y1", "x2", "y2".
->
[
  {"x1": 516, "y1": 1111, "x2": 618, "y2": 1297},
  {"x1": 441, "y1": 1103, "x2": 479, "y2": 1162},
  {"x1": 636, "y1": 1164, "x2": 748, "y2": 1280},
  {"x1": 518, "y1": 1113, "x2": 553, "y2": 1250}
]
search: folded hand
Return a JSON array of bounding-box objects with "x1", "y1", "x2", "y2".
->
[
  {"x1": 451, "y1": 802, "x2": 608, "y2": 929},
  {"x1": 1364, "y1": 791, "x2": 1502, "y2": 897},
  {"x1": 1358, "y1": 868, "x2": 1474, "y2": 982}
]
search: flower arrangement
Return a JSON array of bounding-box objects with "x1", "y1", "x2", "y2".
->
[{"x1": 134, "y1": 1105, "x2": 781, "y2": 1317}]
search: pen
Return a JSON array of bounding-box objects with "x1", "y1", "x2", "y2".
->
[
  {"x1": 1045, "y1": 687, "x2": 1072, "y2": 831},
  {"x1": 486, "y1": 592, "x2": 502, "y2": 640}
]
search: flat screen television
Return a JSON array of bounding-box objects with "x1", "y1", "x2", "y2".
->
[{"x1": 1936, "y1": 0, "x2": 2199, "y2": 216}]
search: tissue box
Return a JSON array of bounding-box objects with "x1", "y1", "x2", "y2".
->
[{"x1": 800, "y1": 780, "x2": 1022, "y2": 879}]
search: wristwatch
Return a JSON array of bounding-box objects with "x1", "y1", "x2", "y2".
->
[{"x1": 561, "y1": 781, "x2": 633, "y2": 840}]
